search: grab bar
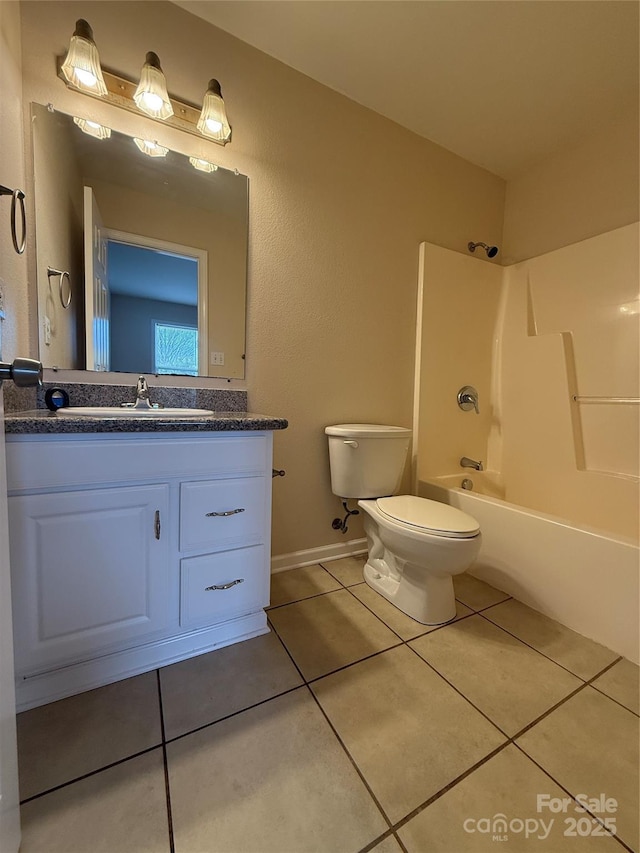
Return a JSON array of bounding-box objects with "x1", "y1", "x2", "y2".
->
[{"x1": 572, "y1": 396, "x2": 640, "y2": 404}]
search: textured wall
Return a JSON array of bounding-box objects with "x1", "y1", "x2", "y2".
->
[
  {"x1": 18, "y1": 0, "x2": 505, "y2": 556},
  {"x1": 503, "y1": 110, "x2": 639, "y2": 263}
]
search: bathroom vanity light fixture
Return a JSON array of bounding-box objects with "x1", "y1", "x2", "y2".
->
[
  {"x1": 73, "y1": 116, "x2": 111, "y2": 139},
  {"x1": 58, "y1": 20, "x2": 232, "y2": 145},
  {"x1": 189, "y1": 157, "x2": 218, "y2": 173},
  {"x1": 133, "y1": 52, "x2": 174, "y2": 120},
  {"x1": 133, "y1": 138, "x2": 168, "y2": 158},
  {"x1": 196, "y1": 80, "x2": 231, "y2": 142},
  {"x1": 60, "y1": 19, "x2": 107, "y2": 96}
]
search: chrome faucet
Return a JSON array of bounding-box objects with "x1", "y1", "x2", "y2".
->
[
  {"x1": 460, "y1": 456, "x2": 483, "y2": 471},
  {"x1": 134, "y1": 375, "x2": 153, "y2": 409}
]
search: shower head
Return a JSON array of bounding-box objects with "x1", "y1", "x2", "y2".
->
[{"x1": 468, "y1": 241, "x2": 499, "y2": 259}]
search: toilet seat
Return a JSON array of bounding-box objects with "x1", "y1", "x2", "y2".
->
[{"x1": 376, "y1": 495, "x2": 480, "y2": 539}]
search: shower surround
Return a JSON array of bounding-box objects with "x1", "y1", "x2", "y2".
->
[{"x1": 415, "y1": 225, "x2": 639, "y2": 661}]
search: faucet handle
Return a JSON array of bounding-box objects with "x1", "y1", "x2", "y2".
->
[{"x1": 457, "y1": 385, "x2": 479, "y2": 414}]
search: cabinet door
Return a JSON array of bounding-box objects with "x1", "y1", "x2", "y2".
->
[{"x1": 9, "y1": 484, "x2": 170, "y2": 674}]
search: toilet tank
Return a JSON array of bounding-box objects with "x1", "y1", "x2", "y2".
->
[{"x1": 325, "y1": 424, "x2": 412, "y2": 499}]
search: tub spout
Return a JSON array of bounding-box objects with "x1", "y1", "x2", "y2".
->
[{"x1": 460, "y1": 456, "x2": 483, "y2": 471}]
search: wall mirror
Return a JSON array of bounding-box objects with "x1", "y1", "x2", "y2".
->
[{"x1": 31, "y1": 102, "x2": 248, "y2": 379}]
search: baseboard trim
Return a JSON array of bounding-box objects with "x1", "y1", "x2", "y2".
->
[{"x1": 271, "y1": 538, "x2": 367, "y2": 574}]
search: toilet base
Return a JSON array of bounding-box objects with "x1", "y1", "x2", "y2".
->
[{"x1": 363, "y1": 559, "x2": 457, "y2": 625}]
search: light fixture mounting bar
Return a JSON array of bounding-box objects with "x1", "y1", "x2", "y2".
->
[{"x1": 56, "y1": 58, "x2": 230, "y2": 146}]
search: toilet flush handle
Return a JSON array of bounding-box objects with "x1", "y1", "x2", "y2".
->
[{"x1": 343, "y1": 440, "x2": 359, "y2": 448}]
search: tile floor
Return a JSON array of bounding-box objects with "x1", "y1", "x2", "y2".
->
[{"x1": 16, "y1": 557, "x2": 640, "y2": 853}]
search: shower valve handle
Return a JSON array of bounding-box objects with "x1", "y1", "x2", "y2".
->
[{"x1": 457, "y1": 386, "x2": 479, "y2": 414}]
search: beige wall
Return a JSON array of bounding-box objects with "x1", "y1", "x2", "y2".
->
[
  {"x1": 0, "y1": 0, "x2": 31, "y2": 362},
  {"x1": 18, "y1": 0, "x2": 505, "y2": 556},
  {"x1": 503, "y1": 109, "x2": 639, "y2": 263}
]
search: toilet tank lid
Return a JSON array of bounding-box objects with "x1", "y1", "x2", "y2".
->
[
  {"x1": 377, "y1": 495, "x2": 480, "y2": 537},
  {"x1": 325, "y1": 423, "x2": 412, "y2": 438}
]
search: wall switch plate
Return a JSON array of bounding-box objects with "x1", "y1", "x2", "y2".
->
[
  {"x1": 210, "y1": 351, "x2": 225, "y2": 366},
  {"x1": 44, "y1": 316, "x2": 51, "y2": 345}
]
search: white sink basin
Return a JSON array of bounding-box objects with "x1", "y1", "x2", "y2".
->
[{"x1": 56, "y1": 406, "x2": 214, "y2": 419}]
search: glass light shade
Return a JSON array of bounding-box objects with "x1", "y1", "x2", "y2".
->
[
  {"x1": 189, "y1": 157, "x2": 218, "y2": 173},
  {"x1": 60, "y1": 20, "x2": 107, "y2": 96},
  {"x1": 133, "y1": 52, "x2": 174, "y2": 120},
  {"x1": 133, "y1": 138, "x2": 168, "y2": 158},
  {"x1": 197, "y1": 79, "x2": 231, "y2": 142},
  {"x1": 73, "y1": 117, "x2": 111, "y2": 139}
]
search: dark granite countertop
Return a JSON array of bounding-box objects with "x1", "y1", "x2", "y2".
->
[{"x1": 4, "y1": 410, "x2": 288, "y2": 435}]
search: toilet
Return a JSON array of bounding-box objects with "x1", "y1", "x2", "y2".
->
[{"x1": 325, "y1": 424, "x2": 481, "y2": 624}]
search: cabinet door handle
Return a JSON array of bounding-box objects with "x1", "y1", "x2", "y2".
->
[
  {"x1": 154, "y1": 510, "x2": 161, "y2": 539},
  {"x1": 205, "y1": 578, "x2": 244, "y2": 591},
  {"x1": 205, "y1": 508, "x2": 245, "y2": 517}
]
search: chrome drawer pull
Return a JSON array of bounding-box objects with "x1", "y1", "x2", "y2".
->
[
  {"x1": 205, "y1": 578, "x2": 245, "y2": 591},
  {"x1": 206, "y1": 508, "x2": 245, "y2": 517}
]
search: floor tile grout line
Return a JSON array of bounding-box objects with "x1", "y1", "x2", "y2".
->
[
  {"x1": 318, "y1": 559, "x2": 361, "y2": 587},
  {"x1": 341, "y1": 583, "x2": 415, "y2": 642},
  {"x1": 357, "y1": 828, "x2": 408, "y2": 853},
  {"x1": 589, "y1": 683, "x2": 639, "y2": 718},
  {"x1": 267, "y1": 614, "x2": 397, "y2": 836},
  {"x1": 156, "y1": 670, "x2": 176, "y2": 853},
  {"x1": 581, "y1": 657, "x2": 639, "y2": 718},
  {"x1": 455, "y1": 594, "x2": 512, "y2": 613},
  {"x1": 342, "y1": 581, "x2": 481, "y2": 644},
  {"x1": 268, "y1": 597, "x2": 407, "y2": 686},
  {"x1": 267, "y1": 614, "x2": 403, "y2": 689},
  {"x1": 162, "y1": 683, "x2": 305, "y2": 747},
  {"x1": 390, "y1": 741, "x2": 512, "y2": 835},
  {"x1": 507, "y1": 680, "x2": 592, "y2": 740},
  {"x1": 511, "y1": 742, "x2": 635, "y2": 853},
  {"x1": 393, "y1": 830, "x2": 410, "y2": 853},
  {"x1": 266, "y1": 615, "x2": 313, "y2": 683},
  {"x1": 19, "y1": 743, "x2": 164, "y2": 806},
  {"x1": 403, "y1": 642, "x2": 512, "y2": 740},
  {"x1": 304, "y1": 642, "x2": 405, "y2": 687},
  {"x1": 267, "y1": 585, "x2": 343, "y2": 611},
  {"x1": 378, "y1": 659, "x2": 633, "y2": 843},
  {"x1": 270, "y1": 578, "x2": 522, "y2": 736},
  {"x1": 508, "y1": 656, "x2": 632, "y2": 742},
  {"x1": 476, "y1": 608, "x2": 621, "y2": 684},
  {"x1": 269, "y1": 574, "x2": 634, "y2": 743},
  {"x1": 305, "y1": 683, "x2": 396, "y2": 834}
]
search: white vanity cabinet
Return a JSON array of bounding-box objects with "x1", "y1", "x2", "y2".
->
[{"x1": 5, "y1": 431, "x2": 274, "y2": 710}]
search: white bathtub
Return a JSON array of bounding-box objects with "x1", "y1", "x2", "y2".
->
[{"x1": 420, "y1": 473, "x2": 639, "y2": 664}]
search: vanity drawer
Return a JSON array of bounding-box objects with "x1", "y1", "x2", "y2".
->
[
  {"x1": 180, "y1": 477, "x2": 266, "y2": 552},
  {"x1": 180, "y1": 546, "x2": 267, "y2": 626}
]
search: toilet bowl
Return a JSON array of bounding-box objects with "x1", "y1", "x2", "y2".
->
[
  {"x1": 358, "y1": 495, "x2": 481, "y2": 624},
  {"x1": 325, "y1": 424, "x2": 481, "y2": 625}
]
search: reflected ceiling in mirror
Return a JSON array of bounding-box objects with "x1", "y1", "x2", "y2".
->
[{"x1": 32, "y1": 102, "x2": 248, "y2": 379}]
